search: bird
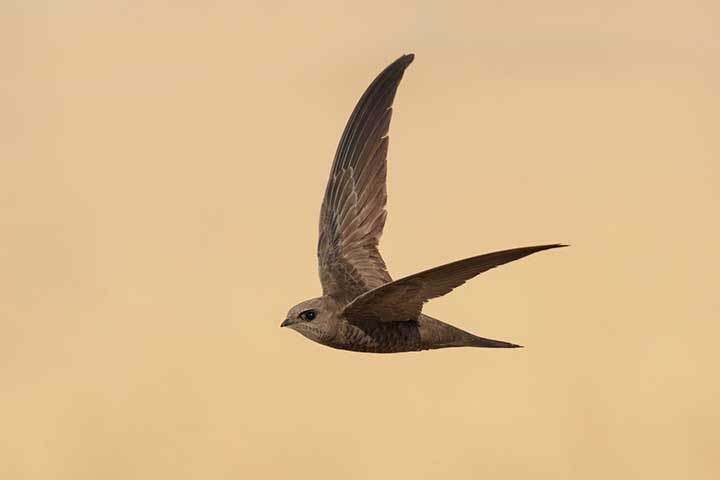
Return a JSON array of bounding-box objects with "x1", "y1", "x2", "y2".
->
[{"x1": 281, "y1": 53, "x2": 566, "y2": 353}]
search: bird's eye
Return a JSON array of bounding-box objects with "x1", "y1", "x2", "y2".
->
[{"x1": 299, "y1": 310, "x2": 316, "y2": 321}]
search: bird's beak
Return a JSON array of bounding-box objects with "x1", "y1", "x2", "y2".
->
[{"x1": 281, "y1": 318, "x2": 292, "y2": 328}]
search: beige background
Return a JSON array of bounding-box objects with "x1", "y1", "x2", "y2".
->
[{"x1": 2, "y1": 1, "x2": 719, "y2": 479}]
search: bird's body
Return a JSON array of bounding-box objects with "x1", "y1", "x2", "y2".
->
[
  {"x1": 328, "y1": 314, "x2": 521, "y2": 353},
  {"x1": 281, "y1": 54, "x2": 565, "y2": 353}
]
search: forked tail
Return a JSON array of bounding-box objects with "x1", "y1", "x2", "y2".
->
[{"x1": 470, "y1": 335, "x2": 523, "y2": 348}]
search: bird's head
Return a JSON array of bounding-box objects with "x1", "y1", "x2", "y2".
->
[{"x1": 281, "y1": 296, "x2": 338, "y2": 343}]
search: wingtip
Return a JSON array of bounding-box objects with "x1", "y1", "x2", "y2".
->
[
  {"x1": 394, "y1": 53, "x2": 415, "y2": 67},
  {"x1": 541, "y1": 243, "x2": 569, "y2": 250}
]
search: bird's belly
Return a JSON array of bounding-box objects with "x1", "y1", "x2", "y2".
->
[{"x1": 328, "y1": 321, "x2": 423, "y2": 353}]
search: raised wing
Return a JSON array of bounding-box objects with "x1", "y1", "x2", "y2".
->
[
  {"x1": 318, "y1": 54, "x2": 414, "y2": 303},
  {"x1": 342, "y1": 244, "x2": 567, "y2": 323}
]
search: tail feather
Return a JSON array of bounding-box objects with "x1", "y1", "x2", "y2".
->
[
  {"x1": 418, "y1": 314, "x2": 523, "y2": 350},
  {"x1": 470, "y1": 335, "x2": 523, "y2": 348}
]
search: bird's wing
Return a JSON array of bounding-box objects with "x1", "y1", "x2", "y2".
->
[
  {"x1": 342, "y1": 244, "x2": 566, "y2": 323},
  {"x1": 318, "y1": 54, "x2": 414, "y2": 303}
]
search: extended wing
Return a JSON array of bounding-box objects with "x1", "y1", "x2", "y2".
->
[
  {"x1": 342, "y1": 244, "x2": 566, "y2": 323},
  {"x1": 318, "y1": 54, "x2": 414, "y2": 303}
]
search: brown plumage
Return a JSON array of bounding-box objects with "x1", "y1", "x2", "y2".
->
[{"x1": 281, "y1": 54, "x2": 566, "y2": 353}]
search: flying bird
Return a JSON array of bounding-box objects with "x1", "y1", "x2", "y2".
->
[{"x1": 281, "y1": 53, "x2": 565, "y2": 353}]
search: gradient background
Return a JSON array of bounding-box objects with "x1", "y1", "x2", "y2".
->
[{"x1": 3, "y1": 1, "x2": 719, "y2": 479}]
